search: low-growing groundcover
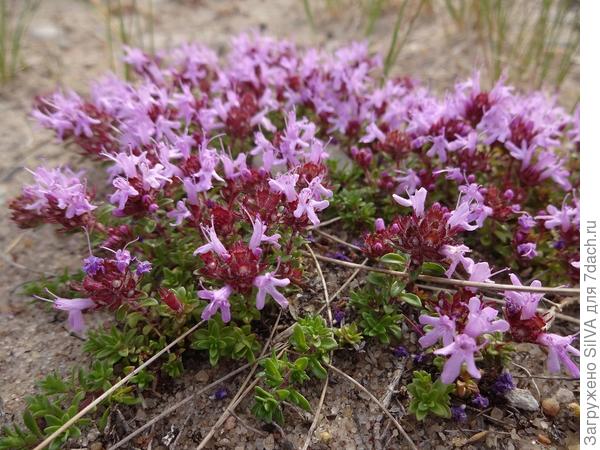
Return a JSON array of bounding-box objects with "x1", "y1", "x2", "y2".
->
[{"x1": 2, "y1": 34, "x2": 579, "y2": 449}]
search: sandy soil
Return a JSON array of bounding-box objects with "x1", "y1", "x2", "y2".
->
[{"x1": 0, "y1": 1, "x2": 579, "y2": 449}]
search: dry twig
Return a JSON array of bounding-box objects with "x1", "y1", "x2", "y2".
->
[{"x1": 325, "y1": 363, "x2": 418, "y2": 450}]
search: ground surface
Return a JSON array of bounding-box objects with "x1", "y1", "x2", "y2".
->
[{"x1": 0, "y1": 1, "x2": 580, "y2": 449}]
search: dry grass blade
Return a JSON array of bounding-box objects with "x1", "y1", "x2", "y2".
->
[
  {"x1": 306, "y1": 251, "x2": 579, "y2": 295},
  {"x1": 301, "y1": 244, "x2": 333, "y2": 450},
  {"x1": 34, "y1": 320, "x2": 206, "y2": 450},
  {"x1": 108, "y1": 343, "x2": 287, "y2": 450},
  {"x1": 325, "y1": 363, "x2": 418, "y2": 450},
  {"x1": 195, "y1": 312, "x2": 283, "y2": 449}
]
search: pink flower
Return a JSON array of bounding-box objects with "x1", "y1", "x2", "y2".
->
[
  {"x1": 268, "y1": 173, "x2": 299, "y2": 202},
  {"x1": 23, "y1": 166, "x2": 96, "y2": 219},
  {"x1": 308, "y1": 176, "x2": 333, "y2": 201},
  {"x1": 447, "y1": 202, "x2": 478, "y2": 232},
  {"x1": 293, "y1": 188, "x2": 329, "y2": 226},
  {"x1": 36, "y1": 291, "x2": 95, "y2": 333},
  {"x1": 110, "y1": 177, "x2": 139, "y2": 210},
  {"x1": 503, "y1": 274, "x2": 543, "y2": 320},
  {"x1": 253, "y1": 272, "x2": 290, "y2": 310},
  {"x1": 374, "y1": 218, "x2": 385, "y2": 232},
  {"x1": 536, "y1": 203, "x2": 578, "y2": 233},
  {"x1": 167, "y1": 200, "x2": 192, "y2": 226},
  {"x1": 361, "y1": 122, "x2": 386, "y2": 143},
  {"x1": 194, "y1": 221, "x2": 230, "y2": 260},
  {"x1": 517, "y1": 242, "x2": 537, "y2": 260},
  {"x1": 440, "y1": 244, "x2": 474, "y2": 277},
  {"x1": 392, "y1": 187, "x2": 428, "y2": 217},
  {"x1": 249, "y1": 216, "x2": 281, "y2": 256},
  {"x1": 467, "y1": 262, "x2": 492, "y2": 283},
  {"x1": 418, "y1": 314, "x2": 456, "y2": 348},
  {"x1": 435, "y1": 334, "x2": 482, "y2": 384},
  {"x1": 463, "y1": 297, "x2": 509, "y2": 337},
  {"x1": 537, "y1": 333, "x2": 580, "y2": 378},
  {"x1": 221, "y1": 152, "x2": 250, "y2": 180},
  {"x1": 197, "y1": 285, "x2": 233, "y2": 323}
]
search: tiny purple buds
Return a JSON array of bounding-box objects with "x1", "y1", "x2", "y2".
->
[
  {"x1": 451, "y1": 405, "x2": 467, "y2": 422},
  {"x1": 136, "y1": 260, "x2": 152, "y2": 275},
  {"x1": 471, "y1": 394, "x2": 489, "y2": 409},
  {"x1": 393, "y1": 346, "x2": 409, "y2": 358},
  {"x1": 83, "y1": 255, "x2": 104, "y2": 276},
  {"x1": 491, "y1": 372, "x2": 514, "y2": 395}
]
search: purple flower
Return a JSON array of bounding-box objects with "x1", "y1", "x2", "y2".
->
[
  {"x1": 434, "y1": 333, "x2": 481, "y2": 384},
  {"x1": 471, "y1": 394, "x2": 489, "y2": 409},
  {"x1": 221, "y1": 152, "x2": 250, "y2": 180},
  {"x1": 393, "y1": 346, "x2": 409, "y2": 358},
  {"x1": 249, "y1": 216, "x2": 281, "y2": 256},
  {"x1": 418, "y1": 314, "x2": 456, "y2": 348},
  {"x1": 413, "y1": 353, "x2": 427, "y2": 364},
  {"x1": 110, "y1": 177, "x2": 139, "y2": 211},
  {"x1": 194, "y1": 221, "x2": 230, "y2": 260},
  {"x1": 466, "y1": 262, "x2": 493, "y2": 285},
  {"x1": 439, "y1": 244, "x2": 474, "y2": 278},
  {"x1": 537, "y1": 333, "x2": 580, "y2": 378},
  {"x1": 253, "y1": 272, "x2": 290, "y2": 310},
  {"x1": 53, "y1": 297, "x2": 96, "y2": 333},
  {"x1": 197, "y1": 285, "x2": 233, "y2": 323},
  {"x1": 503, "y1": 273, "x2": 543, "y2": 320},
  {"x1": 517, "y1": 242, "x2": 537, "y2": 260},
  {"x1": 333, "y1": 309, "x2": 345, "y2": 326},
  {"x1": 518, "y1": 213, "x2": 537, "y2": 232},
  {"x1": 114, "y1": 249, "x2": 132, "y2": 273},
  {"x1": 392, "y1": 187, "x2": 428, "y2": 217},
  {"x1": 451, "y1": 405, "x2": 467, "y2": 422},
  {"x1": 446, "y1": 202, "x2": 478, "y2": 232},
  {"x1": 136, "y1": 260, "x2": 152, "y2": 276},
  {"x1": 463, "y1": 297, "x2": 509, "y2": 337},
  {"x1": 426, "y1": 135, "x2": 449, "y2": 162},
  {"x1": 361, "y1": 122, "x2": 386, "y2": 143},
  {"x1": 268, "y1": 172, "x2": 299, "y2": 202},
  {"x1": 167, "y1": 200, "x2": 192, "y2": 226},
  {"x1": 293, "y1": 188, "x2": 329, "y2": 226},
  {"x1": 374, "y1": 218, "x2": 385, "y2": 232},
  {"x1": 395, "y1": 169, "x2": 421, "y2": 194},
  {"x1": 83, "y1": 255, "x2": 104, "y2": 276},
  {"x1": 23, "y1": 166, "x2": 96, "y2": 218},
  {"x1": 36, "y1": 291, "x2": 95, "y2": 333},
  {"x1": 308, "y1": 176, "x2": 333, "y2": 201},
  {"x1": 536, "y1": 203, "x2": 578, "y2": 233},
  {"x1": 213, "y1": 387, "x2": 229, "y2": 400},
  {"x1": 491, "y1": 372, "x2": 515, "y2": 395}
]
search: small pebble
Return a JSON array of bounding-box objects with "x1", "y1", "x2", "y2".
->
[
  {"x1": 224, "y1": 415, "x2": 236, "y2": 431},
  {"x1": 505, "y1": 388, "x2": 539, "y2": 411},
  {"x1": 537, "y1": 433, "x2": 552, "y2": 445},
  {"x1": 568, "y1": 402, "x2": 580, "y2": 417},
  {"x1": 319, "y1": 431, "x2": 332, "y2": 443},
  {"x1": 554, "y1": 387, "x2": 575, "y2": 404},
  {"x1": 90, "y1": 443, "x2": 103, "y2": 450},
  {"x1": 542, "y1": 398, "x2": 560, "y2": 417}
]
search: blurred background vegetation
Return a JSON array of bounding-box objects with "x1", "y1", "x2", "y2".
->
[{"x1": 1, "y1": 0, "x2": 579, "y2": 100}]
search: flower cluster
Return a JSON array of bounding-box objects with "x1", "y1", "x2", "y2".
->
[
  {"x1": 10, "y1": 34, "x2": 579, "y2": 390},
  {"x1": 10, "y1": 166, "x2": 96, "y2": 230}
]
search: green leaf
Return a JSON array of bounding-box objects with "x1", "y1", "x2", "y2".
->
[
  {"x1": 289, "y1": 389, "x2": 312, "y2": 412},
  {"x1": 380, "y1": 253, "x2": 408, "y2": 268},
  {"x1": 399, "y1": 292, "x2": 422, "y2": 308},
  {"x1": 275, "y1": 389, "x2": 290, "y2": 401},
  {"x1": 421, "y1": 262, "x2": 446, "y2": 276}
]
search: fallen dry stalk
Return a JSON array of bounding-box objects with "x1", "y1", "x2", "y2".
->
[
  {"x1": 35, "y1": 320, "x2": 207, "y2": 450},
  {"x1": 325, "y1": 363, "x2": 418, "y2": 450},
  {"x1": 305, "y1": 251, "x2": 580, "y2": 295}
]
